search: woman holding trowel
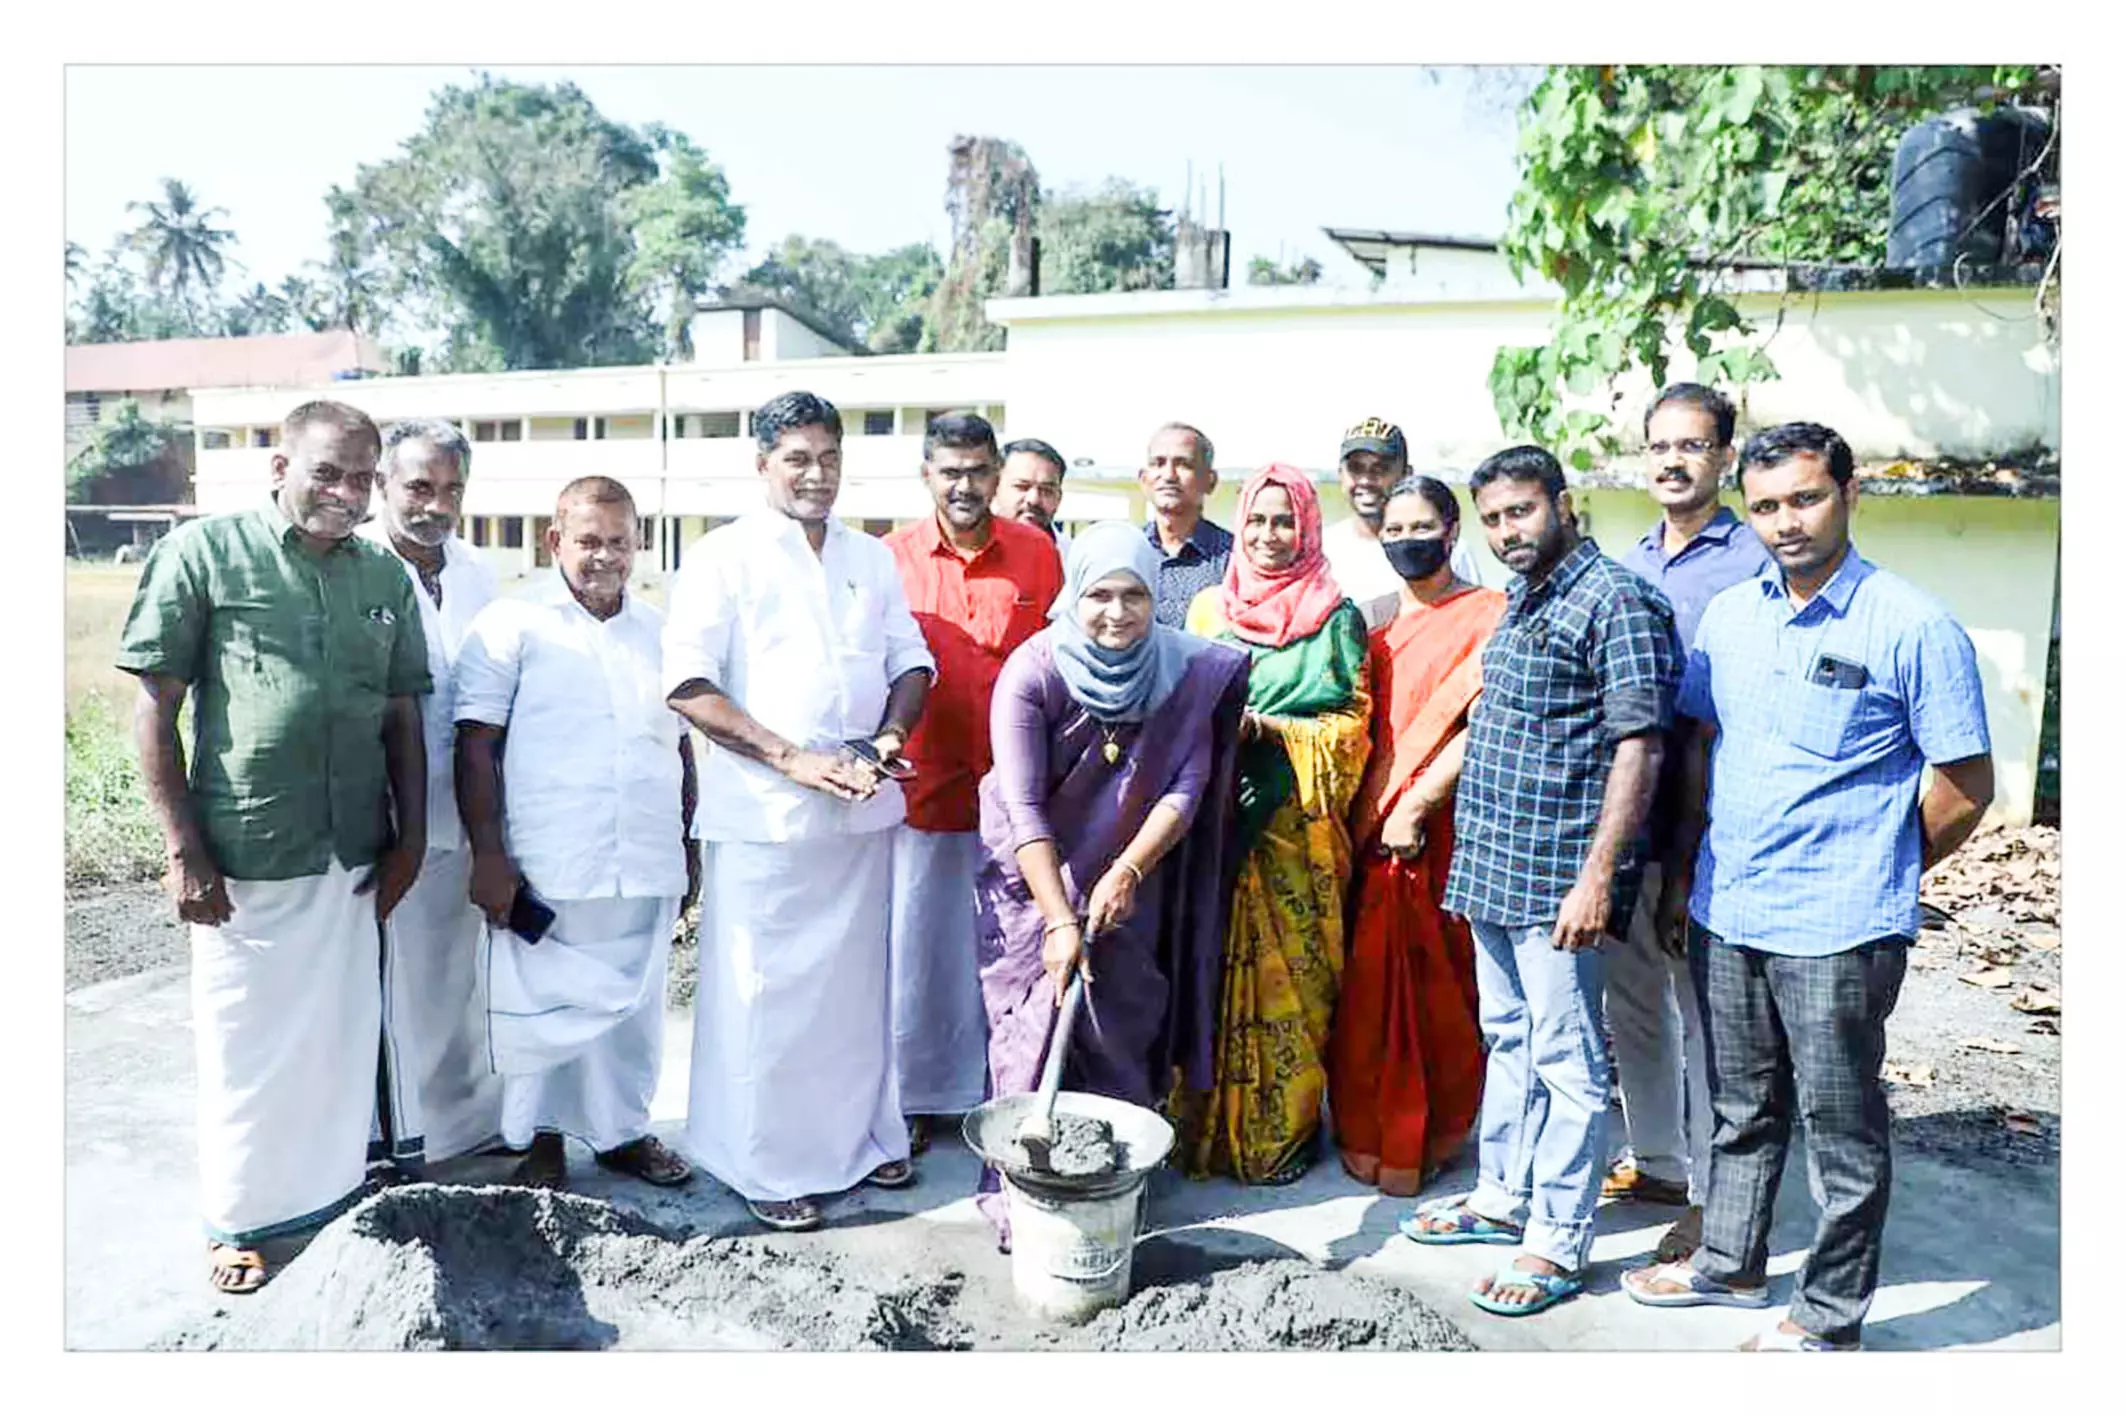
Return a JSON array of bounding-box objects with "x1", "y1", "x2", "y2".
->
[{"x1": 970, "y1": 522, "x2": 1249, "y2": 1248}]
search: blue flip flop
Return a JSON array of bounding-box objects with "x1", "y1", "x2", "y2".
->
[
  {"x1": 1398, "y1": 1199, "x2": 1525, "y2": 1246},
  {"x1": 1468, "y1": 1260, "x2": 1584, "y2": 1317}
]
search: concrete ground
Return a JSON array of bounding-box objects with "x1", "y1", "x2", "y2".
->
[{"x1": 66, "y1": 965, "x2": 2060, "y2": 1351}]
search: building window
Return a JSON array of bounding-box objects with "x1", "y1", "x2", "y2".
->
[
  {"x1": 251, "y1": 426, "x2": 280, "y2": 448},
  {"x1": 500, "y1": 516, "x2": 525, "y2": 549},
  {"x1": 639, "y1": 518, "x2": 656, "y2": 551},
  {"x1": 469, "y1": 517, "x2": 490, "y2": 547},
  {"x1": 500, "y1": 419, "x2": 522, "y2": 442},
  {"x1": 201, "y1": 429, "x2": 232, "y2": 450},
  {"x1": 698, "y1": 411, "x2": 741, "y2": 439},
  {"x1": 863, "y1": 410, "x2": 894, "y2": 436},
  {"x1": 474, "y1": 420, "x2": 500, "y2": 443},
  {"x1": 593, "y1": 416, "x2": 608, "y2": 440},
  {"x1": 531, "y1": 516, "x2": 554, "y2": 568},
  {"x1": 573, "y1": 418, "x2": 589, "y2": 441},
  {"x1": 83, "y1": 392, "x2": 102, "y2": 422}
]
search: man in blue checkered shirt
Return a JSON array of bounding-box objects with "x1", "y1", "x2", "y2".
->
[
  {"x1": 1623, "y1": 423, "x2": 1994, "y2": 1351},
  {"x1": 1404, "y1": 445, "x2": 1679, "y2": 1319}
]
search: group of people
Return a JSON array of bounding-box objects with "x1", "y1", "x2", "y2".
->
[{"x1": 116, "y1": 381, "x2": 1995, "y2": 1353}]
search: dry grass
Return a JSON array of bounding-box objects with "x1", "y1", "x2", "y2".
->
[{"x1": 66, "y1": 562, "x2": 162, "y2": 888}]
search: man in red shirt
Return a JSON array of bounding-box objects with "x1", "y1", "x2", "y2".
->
[{"x1": 884, "y1": 413, "x2": 1065, "y2": 1151}]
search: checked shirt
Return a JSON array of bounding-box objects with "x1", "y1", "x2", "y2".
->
[{"x1": 1445, "y1": 537, "x2": 1680, "y2": 929}]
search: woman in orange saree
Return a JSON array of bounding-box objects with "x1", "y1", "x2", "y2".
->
[{"x1": 1328, "y1": 474, "x2": 1506, "y2": 1196}]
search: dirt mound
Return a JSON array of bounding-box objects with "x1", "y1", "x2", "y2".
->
[
  {"x1": 1065, "y1": 1259, "x2": 1477, "y2": 1351},
  {"x1": 159, "y1": 1185, "x2": 972, "y2": 1351}
]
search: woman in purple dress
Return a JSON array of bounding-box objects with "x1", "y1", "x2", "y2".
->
[{"x1": 973, "y1": 521, "x2": 1250, "y2": 1244}]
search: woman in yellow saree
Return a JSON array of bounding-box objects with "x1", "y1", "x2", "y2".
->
[{"x1": 1175, "y1": 464, "x2": 1373, "y2": 1185}]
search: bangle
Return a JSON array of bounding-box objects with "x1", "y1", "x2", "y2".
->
[
  {"x1": 1043, "y1": 918, "x2": 1080, "y2": 937},
  {"x1": 1115, "y1": 859, "x2": 1144, "y2": 886}
]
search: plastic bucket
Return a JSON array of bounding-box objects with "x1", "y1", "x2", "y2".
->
[{"x1": 1004, "y1": 1171, "x2": 1147, "y2": 1324}]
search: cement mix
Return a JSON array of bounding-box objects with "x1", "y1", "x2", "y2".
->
[
  {"x1": 1008, "y1": 1112, "x2": 1120, "y2": 1179},
  {"x1": 156, "y1": 1184, "x2": 1474, "y2": 1352}
]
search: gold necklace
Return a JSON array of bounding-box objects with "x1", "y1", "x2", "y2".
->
[{"x1": 1098, "y1": 723, "x2": 1125, "y2": 766}]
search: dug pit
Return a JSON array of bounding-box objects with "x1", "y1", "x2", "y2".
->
[{"x1": 156, "y1": 1184, "x2": 1475, "y2": 1352}]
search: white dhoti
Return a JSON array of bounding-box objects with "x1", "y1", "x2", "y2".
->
[
  {"x1": 377, "y1": 847, "x2": 503, "y2": 1167},
  {"x1": 486, "y1": 894, "x2": 678, "y2": 1155},
  {"x1": 887, "y1": 825, "x2": 989, "y2": 1115},
  {"x1": 191, "y1": 858, "x2": 379, "y2": 1245},
  {"x1": 686, "y1": 829, "x2": 906, "y2": 1202}
]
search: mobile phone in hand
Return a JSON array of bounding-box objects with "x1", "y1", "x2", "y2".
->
[
  {"x1": 844, "y1": 737, "x2": 917, "y2": 781},
  {"x1": 508, "y1": 882, "x2": 557, "y2": 943}
]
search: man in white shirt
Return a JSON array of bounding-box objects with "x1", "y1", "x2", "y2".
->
[
  {"x1": 359, "y1": 419, "x2": 505, "y2": 1174},
  {"x1": 664, "y1": 391, "x2": 936, "y2": 1233},
  {"x1": 1321, "y1": 417, "x2": 1482, "y2": 629},
  {"x1": 454, "y1": 476, "x2": 696, "y2": 1192}
]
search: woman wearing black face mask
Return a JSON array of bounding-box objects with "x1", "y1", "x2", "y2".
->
[{"x1": 1328, "y1": 475, "x2": 1507, "y2": 1196}]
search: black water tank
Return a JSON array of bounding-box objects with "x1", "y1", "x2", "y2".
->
[{"x1": 1887, "y1": 106, "x2": 2052, "y2": 268}]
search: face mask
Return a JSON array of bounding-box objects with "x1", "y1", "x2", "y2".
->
[{"x1": 1382, "y1": 535, "x2": 1450, "y2": 582}]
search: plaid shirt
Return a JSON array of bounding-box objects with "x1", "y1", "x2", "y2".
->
[
  {"x1": 1445, "y1": 537, "x2": 1680, "y2": 928},
  {"x1": 1144, "y1": 518, "x2": 1234, "y2": 628}
]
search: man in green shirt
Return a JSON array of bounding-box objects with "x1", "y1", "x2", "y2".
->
[{"x1": 115, "y1": 399, "x2": 431, "y2": 1295}]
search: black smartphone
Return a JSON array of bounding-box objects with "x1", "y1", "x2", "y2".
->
[
  {"x1": 507, "y1": 882, "x2": 557, "y2": 944},
  {"x1": 844, "y1": 737, "x2": 917, "y2": 781}
]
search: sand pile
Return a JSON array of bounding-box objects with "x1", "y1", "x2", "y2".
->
[
  {"x1": 1063, "y1": 1260, "x2": 1479, "y2": 1352},
  {"x1": 158, "y1": 1184, "x2": 1474, "y2": 1352}
]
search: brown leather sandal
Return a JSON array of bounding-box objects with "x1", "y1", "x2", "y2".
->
[
  {"x1": 594, "y1": 1135, "x2": 693, "y2": 1187},
  {"x1": 208, "y1": 1243, "x2": 268, "y2": 1295}
]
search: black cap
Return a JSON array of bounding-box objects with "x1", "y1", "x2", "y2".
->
[{"x1": 1339, "y1": 416, "x2": 1407, "y2": 463}]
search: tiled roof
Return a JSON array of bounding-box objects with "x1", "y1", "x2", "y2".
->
[{"x1": 65, "y1": 329, "x2": 390, "y2": 395}]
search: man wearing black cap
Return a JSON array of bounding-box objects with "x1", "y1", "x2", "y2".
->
[{"x1": 1323, "y1": 417, "x2": 1483, "y2": 630}]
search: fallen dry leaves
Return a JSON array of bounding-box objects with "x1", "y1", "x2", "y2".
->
[
  {"x1": 1958, "y1": 967, "x2": 2015, "y2": 990},
  {"x1": 1921, "y1": 825, "x2": 2060, "y2": 928},
  {"x1": 1961, "y1": 1036, "x2": 2024, "y2": 1055},
  {"x1": 2009, "y1": 989, "x2": 2060, "y2": 1016},
  {"x1": 1883, "y1": 1061, "x2": 1937, "y2": 1088}
]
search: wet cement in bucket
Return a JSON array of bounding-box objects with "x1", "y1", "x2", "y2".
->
[
  {"x1": 1003, "y1": 1112, "x2": 1120, "y2": 1179},
  {"x1": 155, "y1": 1184, "x2": 1475, "y2": 1352}
]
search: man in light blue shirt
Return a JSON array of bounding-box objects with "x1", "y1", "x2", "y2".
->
[{"x1": 1622, "y1": 422, "x2": 1995, "y2": 1351}]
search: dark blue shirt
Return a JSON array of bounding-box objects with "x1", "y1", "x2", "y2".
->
[
  {"x1": 1445, "y1": 537, "x2": 1681, "y2": 929},
  {"x1": 1618, "y1": 507, "x2": 1774, "y2": 857},
  {"x1": 1680, "y1": 550, "x2": 1991, "y2": 957},
  {"x1": 1143, "y1": 518, "x2": 1234, "y2": 629}
]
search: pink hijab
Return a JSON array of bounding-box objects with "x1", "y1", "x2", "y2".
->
[{"x1": 1219, "y1": 464, "x2": 1347, "y2": 649}]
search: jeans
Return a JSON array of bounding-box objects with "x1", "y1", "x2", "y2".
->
[
  {"x1": 1604, "y1": 865, "x2": 1713, "y2": 1200},
  {"x1": 1464, "y1": 918, "x2": 1611, "y2": 1272},
  {"x1": 1689, "y1": 922, "x2": 1908, "y2": 1346}
]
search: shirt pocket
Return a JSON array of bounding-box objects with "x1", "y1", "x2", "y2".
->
[
  {"x1": 1784, "y1": 679, "x2": 1864, "y2": 759},
  {"x1": 347, "y1": 610, "x2": 400, "y2": 692}
]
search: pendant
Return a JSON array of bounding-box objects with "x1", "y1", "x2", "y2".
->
[{"x1": 1102, "y1": 740, "x2": 1121, "y2": 766}]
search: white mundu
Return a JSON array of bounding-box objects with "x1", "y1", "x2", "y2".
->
[
  {"x1": 358, "y1": 525, "x2": 502, "y2": 1166},
  {"x1": 1322, "y1": 513, "x2": 1484, "y2": 630},
  {"x1": 663, "y1": 508, "x2": 936, "y2": 1202},
  {"x1": 454, "y1": 573, "x2": 687, "y2": 1154}
]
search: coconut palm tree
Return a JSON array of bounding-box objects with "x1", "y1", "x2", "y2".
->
[
  {"x1": 64, "y1": 240, "x2": 88, "y2": 290},
  {"x1": 125, "y1": 178, "x2": 237, "y2": 335}
]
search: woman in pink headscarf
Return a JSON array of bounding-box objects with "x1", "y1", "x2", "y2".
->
[{"x1": 1173, "y1": 465, "x2": 1374, "y2": 1185}]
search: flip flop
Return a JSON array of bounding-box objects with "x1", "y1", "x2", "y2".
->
[
  {"x1": 208, "y1": 1243, "x2": 268, "y2": 1295},
  {"x1": 1468, "y1": 1260, "x2": 1583, "y2": 1317},
  {"x1": 1399, "y1": 1199, "x2": 1524, "y2": 1246},
  {"x1": 864, "y1": 1158, "x2": 916, "y2": 1190},
  {"x1": 747, "y1": 1196, "x2": 823, "y2": 1232},
  {"x1": 1622, "y1": 1259, "x2": 1770, "y2": 1309},
  {"x1": 594, "y1": 1135, "x2": 694, "y2": 1188}
]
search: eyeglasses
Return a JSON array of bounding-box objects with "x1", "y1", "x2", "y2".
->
[{"x1": 1645, "y1": 439, "x2": 1720, "y2": 459}]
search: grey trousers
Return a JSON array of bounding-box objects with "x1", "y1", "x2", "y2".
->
[{"x1": 1688, "y1": 922, "x2": 1908, "y2": 1346}]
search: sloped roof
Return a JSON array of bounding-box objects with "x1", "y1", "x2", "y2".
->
[{"x1": 65, "y1": 329, "x2": 391, "y2": 395}]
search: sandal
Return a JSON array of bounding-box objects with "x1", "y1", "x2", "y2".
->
[
  {"x1": 594, "y1": 1135, "x2": 694, "y2": 1188},
  {"x1": 1653, "y1": 1206, "x2": 1704, "y2": 1265},
  {"x1": 1601, "y1": 1161, "x2": 1691, "y2": 1206},
  {"x1": 747, "y1": 1196, "x2": 823, "y2": 1232},
  {"x1": 1468, "y1": 1260, "x2": 1583, "y2": 1317},
  {"x1": 1622, "y1": 1259, "x2": 1770, "y2": 1309},
  {"x1": 207, "y1": 1243, "x2": 268, "y2": 1295},
  {"x1": 865, "y1": 1158, "x2": 916, "y2": 1190},
  {"x1": 1398, "y1": 1198, "x2": 1524, "y2": 1246},
  {"x1": 509, "y1": 1134, "x2": 568, "y2": 1190}
]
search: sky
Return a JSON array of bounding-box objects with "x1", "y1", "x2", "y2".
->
[{"x1": 64, "y1": 64, "x2": 1531, "y2": 298}]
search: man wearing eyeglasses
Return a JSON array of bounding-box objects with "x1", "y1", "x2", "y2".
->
[{"x1": 1605, "y1": 384, "x2": 1771, "y2": 1264}]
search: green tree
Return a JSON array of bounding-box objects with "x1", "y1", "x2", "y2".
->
[
  {"x1": 1037, "y1": 179, "x2": 1174, "y2": 295},
  {"x1": 124, "y1": 178, "x2": 237, "y2": 335},
  {"x1": 1490, "y1": 64, "x2": 2045, "y2": 469},
  {"x1": 307, "y1": 190, "x2": 391, "y2": 336},
  {"x1": 731, "y1": 237, "x2": 942, "y2": 354},
  {"x1": 67, "y1": 398, "x2": 184, "y2": 501},
  {"x1": 926, "y1": 135, "x2": 1039, "y2": 353},
  {"x1": 71, "y1": 247, "x2": 189, "y2": 344},
  {"x1": 341, "y1": 75, "x2": 713, "y2": 370},
  {"x1": 622, "y1": 127, "x2": 749, "y2": 359},
  {"x1": 1246, "y1": 254, "x2": 1323, "y2": 287},
  {"x1": 222, "y1": 281, "x2": 295, "y2": 336}
]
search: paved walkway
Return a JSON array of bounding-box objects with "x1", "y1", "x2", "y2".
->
[{"x1": 66, "y1": 966, "x2": 2059, "y2": 1351}]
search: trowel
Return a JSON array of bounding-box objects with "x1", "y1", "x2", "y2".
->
[{"x1": 1013, "y1": 965, "x2": 1087, "y2": 1173}]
